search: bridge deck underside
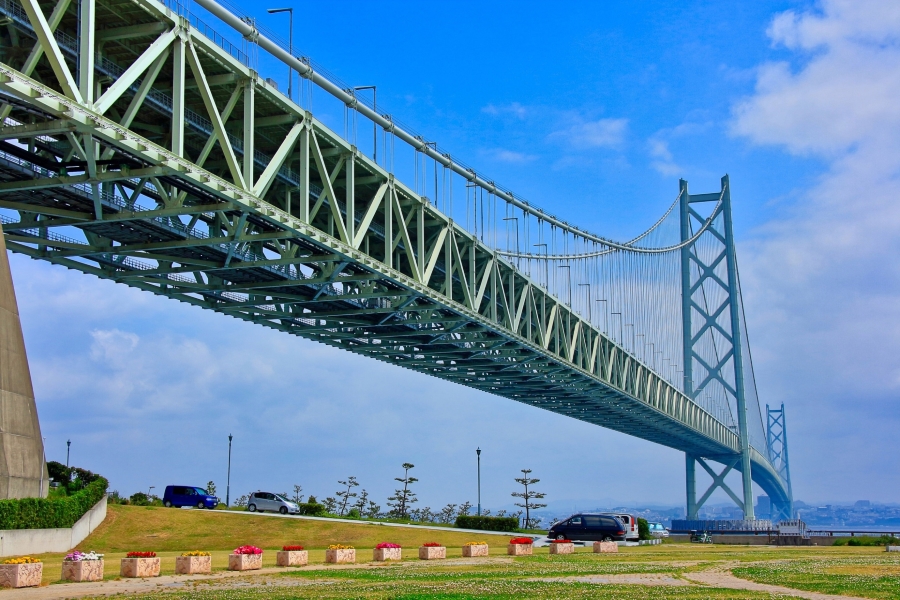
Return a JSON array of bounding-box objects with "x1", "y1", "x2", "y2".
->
[{"x1": 0, "y1": 0, "x2": 787, "y2": 501}]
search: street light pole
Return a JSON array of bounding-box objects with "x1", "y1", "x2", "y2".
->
[
  {"x1": 353, "y1": 86, "x2": 377, "y2": 163},
  {"x1": 476, "y1": 447, "x2": 481, "y2": 516},
  {"x1": 226, "y1": 434, "x2": 233, "y2": 507},
  {"x1": 266, "y1": 8, "x2": 293, "y2": 101},
  {"x1": 66, "y1": 439, "x2": 71, "y2": 467}
]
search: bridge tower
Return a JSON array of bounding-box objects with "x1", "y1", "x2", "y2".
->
[
  {"x1": 766, "y1": 404, "x2": 794, "y2": 521},
  {"x1": 679, "y1": 175, "x2": 755, "y2": 520}
]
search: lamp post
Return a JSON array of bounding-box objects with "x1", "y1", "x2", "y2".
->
[
  {"x1": 148, "y1": 486, "x2": 155, "y2": 499},
  {"x1": 476, "y1": 447, "x2": 481, "y2": 516},
  {"x1": 226, "y1": 434, "x2": 233, "y2": 507},
  {"x1": 353, "y1": 86, "x2": 377, "y2": 163},
  {"x1": 266, "y1": 8, "x2": 293, "y2": 100},
  {"x1": 66, "y1": 439, "x2": 71, "y2": 467}
]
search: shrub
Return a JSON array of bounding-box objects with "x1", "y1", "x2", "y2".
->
[
  {"x1": 456, "y1": 515, "x2": 519, "y2": 532},
  {"x1": 296, "y1": 500, "x2": 326, "y2": 516},
  {"x1": 181, "y1": 551, "x2": 210, "y2": 557},
  {"x1": 346, "y1": 508, "x2": 361, "y2": 519},
  {"x1": 638, "y1": 518, "x2": 652, "y2": 540},
  {"x1": 833, "y1": 535, "x2": 900, "y2": 546},
  {"x1": 0, "y1": 477, "x2": 107, "y2": 530}
]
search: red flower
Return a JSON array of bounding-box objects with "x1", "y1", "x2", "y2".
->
[
  {"x1": 126, "y1": 551, "x2": 156, "y2": 558},
  {"x1": 233, "y1": 545, "x2": 263, "y2": 555},
  {"x1": 550, "y1": 539, "x2": 573, "y2": 543},
  {"x1": 375, "y1": 542, "x2": 401, "y2": 549},
  {"x1": 422, "y1": 542, "x2": 442, "y2": 547},
  {"x1": 509, "y1": 537, "x2": 533, "y2": 545},
  {"x1": 282, "y1": 545, "x2": 305, "y2": 551}
]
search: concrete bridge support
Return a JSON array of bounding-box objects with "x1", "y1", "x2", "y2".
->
[{"x1": 0, "y1": 227, "x2": 47, "y2": 498}]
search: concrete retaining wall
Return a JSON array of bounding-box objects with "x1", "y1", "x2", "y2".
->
[{"x1": 0, "y1": 494, "x2": 107, "y2": 556}]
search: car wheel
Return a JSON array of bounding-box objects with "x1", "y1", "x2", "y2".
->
[
  {"x1": 556, "y1": 534, "x2": 567, "y2": 540},
  {"x1": 164, "y1": 500, "x2": 172, "y2": 508},
  {"x1": 197, "y1": 501, "x2": 205, "y2": 509},
  {"x1": 280, "y1": 506, "x2": 288, "y2": 515},
  {"x1": 248, "y1": 504, "x2": 257, "y2": 512},
  {"x1": 603, "y1": 536, "x2": 613, "y2": 542}
]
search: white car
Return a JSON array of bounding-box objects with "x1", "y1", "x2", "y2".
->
[
  {"x1": 648, "y1": 522, "x2": 670, "y2": 538},
  {"x1": 247, "y1": 491, "x2": 300, "y2": 514}
]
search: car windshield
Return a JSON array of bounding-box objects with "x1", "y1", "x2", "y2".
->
[
  {"x1": 194, "y1": 488, "x2": 207, "y2": 495},
  {"x1": 274, "y1": 495, "x2": 286, "y2": 502}
]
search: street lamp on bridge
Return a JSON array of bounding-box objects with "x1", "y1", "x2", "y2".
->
[
  {"x1": 353, "y1": 86, "x2": 377, "y2": 163},
  {"x1": 266, "y1": 8, "x2": 293, "y2": 101}
]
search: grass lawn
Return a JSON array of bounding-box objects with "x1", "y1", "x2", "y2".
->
[
  {"x1": 83, "y1": 504, "x2": 514, "y2": 552},
  {"x1": 734, "y1": 553, "x2": 900, "y2": 599},
  {"x1": 18, "y1": 505, "x2": 899, "y2": 598}
]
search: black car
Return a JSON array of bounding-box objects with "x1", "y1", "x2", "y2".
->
[{"x1": 547, "y1": 513, "x2": 627, "y2": 541}]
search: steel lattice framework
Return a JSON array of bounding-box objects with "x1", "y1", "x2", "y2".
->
[{"x1": 0, "y1": 0, "x2": 791, "y2": 514}]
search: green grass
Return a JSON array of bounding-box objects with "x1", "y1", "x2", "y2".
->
[
  {"x1": 82, "y1": 504, "x2": 516, "y2": 552},
  {"x1": 734, "y1": 554, "x2": 900, "y2": 599}
]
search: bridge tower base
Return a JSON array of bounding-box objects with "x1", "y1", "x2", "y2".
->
[{"x1": 0, "y1": 226, "x2": 48, "y2": 498}]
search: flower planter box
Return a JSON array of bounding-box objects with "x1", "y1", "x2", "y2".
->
[
  {"x1": 325, "y1": 549, "x2": 356, "y2": 564},
  {"x1": 276, "y1": 550, "x2": 308, "y2": 567},
  {"x1": 507, "y1": 543, "x2": 533, "y2": 556},
  {"x1": 462, "y1": 544, "x2": 488, "y2": 557},
  {"x1": 418, "y1": 546, "x2": 446, "y2": 560},
  {"x1": 0, "y1": 563, "x2": 42, "y2": 588},
  {"x1": 176, "y1": 556, "x2": 211, "y2": 575},
  {"x1": 120, "y1": 557, "x2": 160, "y2": 578},
  {"x1": 373, "y1": 547, "x2": 402, "y2": 561},
  {"x1": 549, "y1": 542, "x2": 575, "y2": 555},
  {"x1": 593, "y1": 541, "x2": 618, "y2": 553},
  {"x1": 228, "y1": 554, "x2": 262, "y2": 571},
  {"x1": 62, "y1": 559, "x2": 104, "y2": 582}
]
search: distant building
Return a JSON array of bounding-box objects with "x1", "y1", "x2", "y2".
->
[{"x1": 855, "y1": 500, "x2": 871, "y2": 508}]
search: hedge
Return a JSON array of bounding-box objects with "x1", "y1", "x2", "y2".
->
[
  {"x1": 455, "y1": 515, "x2": 519, "y2": 532},
  {"x1": 0, "y1": 477, "x2": 108, "y2": 530}
]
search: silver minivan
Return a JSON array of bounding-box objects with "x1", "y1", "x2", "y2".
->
[
  {"x1": 601, "y1": 512, "x2": 640, "y2": 541},
  {"x1": 247, "y1": 491, "x2": 300, "y2": 514}
]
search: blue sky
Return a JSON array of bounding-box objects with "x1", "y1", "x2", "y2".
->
[{"x1": 11, "y1": 0, "x2": 900, "y2": 511}]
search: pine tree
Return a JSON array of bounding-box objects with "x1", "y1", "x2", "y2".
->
[
  {"x1": 511, "y1": 469, "x2": 547, "y2": 529},
  {"x1": 335, "y1": 476, "x2": 360, "y2": 516},
  {"x1": 386, "y1": 463, "x2": 418, "y2": 518}
]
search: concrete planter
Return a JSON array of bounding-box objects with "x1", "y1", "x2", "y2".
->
[
  {"x1": 325, "y1": 549, "x2": 355, "y2": 564},
  {"x1": 276, "y1": 550, "x2": 308, "y2": 567},
  {"x1": 62, "y1": 559, "x2": 104, "y2": 582},
  {"x1": 0, "y1": 562, "x2": 42, "y2": 588},
  {"x1": 887, "y1": 546, "x2": 900, "y2": 552},
  {"x1": 176, "y1": 555, "x2": 211, "y2": 575},
  {"x1": 507, "y1": 543, "x2": 533, "y2": 556},
  {"x1": 228, "y1": 553, "x2": 262, "y2": 571},
  {"x1": 373, "y1": 547, "x2": 402, "y2": 561},
  {"x1": 462, "y1": 544, "x2": 488, "y2": 557},
  {"x1": 418, "y1": 546, "x2": 446, "y2": 560},
  {"x1": 120, "y1": 557, "x2": 160, "y2": 578},
  {"x1": 549, "y1": 542, "x2": 574, "y2": 555},
  {"x1": 593, "y1": 541, "x2": 618, "y2": 553}
]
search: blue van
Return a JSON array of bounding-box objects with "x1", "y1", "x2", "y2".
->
[{"x1": 163, "y1": 485, "x2": 218, "y2": 509}]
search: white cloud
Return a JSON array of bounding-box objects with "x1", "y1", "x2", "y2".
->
[
  {"x1": 487, "y1": 148, "x2": 538, "y2": 164},
  {"x1": 550, "y1": 117, "x2": 628, "y2": 150},
  {"x1": 732, "y1": 0, "x2": 900, "y2": 496},
  {"x1": 481, "y1": 102, "x2": 528, "y2": 119},
  {"x1": 648, "y1": 139, "x2": 681, "y2": 176}
]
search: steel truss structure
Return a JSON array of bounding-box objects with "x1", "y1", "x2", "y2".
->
[{"x1": 0, "y1": 0, "x2": 790, "y2": 510}]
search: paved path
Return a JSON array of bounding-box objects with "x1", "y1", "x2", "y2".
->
[{"x1": 682, "y1": 571, "x2": 863, "y2": 600}]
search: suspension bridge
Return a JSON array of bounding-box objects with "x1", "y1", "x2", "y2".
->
[{"x1": 0, "y1": 0, "x2": 793, "y2": 519}]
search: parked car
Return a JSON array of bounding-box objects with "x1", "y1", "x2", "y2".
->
[
  {"x1": 163, "y1": 485, "x2": 218, "y2": 509},
  {"x1": 547, "y1": 513, "x2": 627, "y2": 541},
  {"x1": 600, "y1": 512, "x2": 639, "y2": 541},
  {"x1": 648, "y1": 522, "x2": 670, "y2": 538},
  {"x1": 247, "y1": 491, "x2": 300, "y2": 515}
]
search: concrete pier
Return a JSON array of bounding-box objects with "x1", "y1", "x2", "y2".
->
[{"x1": 0, "y1": 227, "x2": 47, "y2": 498}]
